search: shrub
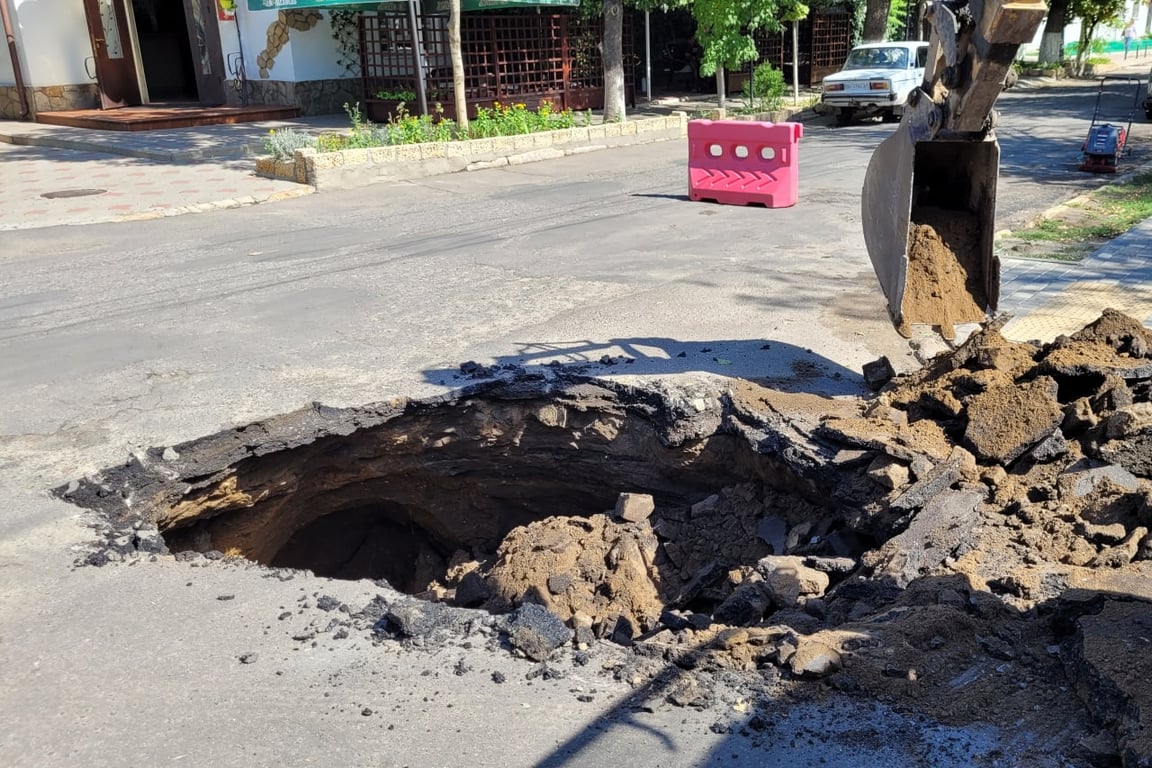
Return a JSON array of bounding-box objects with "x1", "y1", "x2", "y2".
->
[
  {"x1": 385, "y1": 103, "x2": 460, "y2": 144},
  {"x1": 468, "y1": 101, "x2": 577, "y2": 138},
  {"x1": 262, "y1": 127, "x2": 316, "y2": 160},
  {"x1": 305, "y1": 100, "x2": 583, "y2": 151},
  {"x1": 374, "y1": 89, "x2": 417, "y2": 101},
  {"x1": 749, "y1": 61, "x2": 787, "y2": 113}
]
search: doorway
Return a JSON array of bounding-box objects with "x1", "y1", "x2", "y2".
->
[
  {"x1": 81, "y1": 0, "x2": 226, "y2": 109},
  {"x1": 132, "y1": 0, "x2": 198, "y2": 101}
]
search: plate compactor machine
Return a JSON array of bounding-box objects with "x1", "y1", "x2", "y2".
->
[
  {"x1": 861, "y1": 0, "x2": 1048, "y2": 340},
  {"x1": 1079, "y1": 75, "x2": 1144, "y2": 173}
]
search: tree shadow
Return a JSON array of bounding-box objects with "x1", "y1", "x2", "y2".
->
[{"x1": 422, "y1": 336, "x2": 867, "y2": 397}]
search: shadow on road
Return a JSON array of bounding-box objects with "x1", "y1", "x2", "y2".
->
[{"x1": 422, "y1": 336, "x2": 867, "y2": 398}]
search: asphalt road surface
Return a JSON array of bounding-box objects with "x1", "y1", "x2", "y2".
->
[{"x1": 0, "y1": 79, "x2": 1148, "y2": 767}]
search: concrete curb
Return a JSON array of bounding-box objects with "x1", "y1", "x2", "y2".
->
[
  {"x1": 256, "y1": 113, "x2": 689, "y2": 191},
  {"x1": 109, "y1": 187, "x2": 315, "y2": 224}
]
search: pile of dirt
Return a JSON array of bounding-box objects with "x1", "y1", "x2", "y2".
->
[
  {"x1": 425, "y1": 308, "x2": 1152, "y2": 765},
  {"x1": 900, "y1": 208, "x2": 988, "y2": 340}
]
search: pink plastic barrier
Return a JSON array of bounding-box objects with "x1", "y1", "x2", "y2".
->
[{"x1": 688, "y1": 120, "x2": 804, "y2": 208}]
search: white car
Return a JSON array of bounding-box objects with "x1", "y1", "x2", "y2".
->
[{"x1": 821, "y1": 42, "x2": 930, "y2": 125}]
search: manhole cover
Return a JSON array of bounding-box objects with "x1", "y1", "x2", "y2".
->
[{"x1": 41, "y1": 188, "x2": 108, "y2": 199}]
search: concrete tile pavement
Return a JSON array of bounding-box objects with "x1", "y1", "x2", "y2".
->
[
  {"x1": 1001, "y1": 217, "x2": 1152, "y2": 342},
  {"x1": 0, "y1": 114, "x2": 352, "y2": 231}
]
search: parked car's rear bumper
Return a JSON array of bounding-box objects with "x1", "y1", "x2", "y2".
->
[{"x1": 820, "y1": 93, "x2": 900, "y2": 110}]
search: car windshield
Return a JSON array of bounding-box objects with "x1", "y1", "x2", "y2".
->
[{"x1": 843, "y1": 47, "x2": 909, "y2": 70}]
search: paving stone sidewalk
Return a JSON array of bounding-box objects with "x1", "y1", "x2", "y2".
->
[
  {"x1": 0, "y1": 138, "x2": 313, "y2": 231},
  {"x1": 1002, "y1": 217, "x2": 1152, "y2": 342}
]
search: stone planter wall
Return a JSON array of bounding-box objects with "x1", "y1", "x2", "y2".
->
[
  {"x1": 256, "y1": 113, "x2": 688, "y2": 191},
  {"x1": 1019, "y1": 67, "x2": 1066, "y2": 79}
]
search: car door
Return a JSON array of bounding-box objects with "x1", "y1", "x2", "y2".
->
[{"x1": 914, "y1": 44, "x2": 929, "y2": 78}]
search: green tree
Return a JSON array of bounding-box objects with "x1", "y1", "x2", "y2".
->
[
  {"x1": 600, "y1": 0, "x2": 809, "y2": 115},
  {"x1": 1068, "y1": 0, "x2": 1126, "y2": 74},
  {"x1": 691, "y1": 0, "x2": 807, "y2": 106},
  {"x1": 887, "y1": 0, "x2": 909, "y2": 39}
]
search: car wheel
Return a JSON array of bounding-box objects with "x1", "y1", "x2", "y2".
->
[
  {"x1": 835, "y1": 108, "x2": 854, "y2": 126},
  {"x1": 1146, "y1": 108, "x2": 1152, "y2": 121}
]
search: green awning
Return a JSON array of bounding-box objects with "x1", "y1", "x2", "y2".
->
[{"x1": 245, "y1": 0, "x2": 578, "y2": 12}]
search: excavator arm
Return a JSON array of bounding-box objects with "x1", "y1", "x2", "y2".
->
[{"x1": 861, "y1": 0, "x2": 1049, "y2": 339}]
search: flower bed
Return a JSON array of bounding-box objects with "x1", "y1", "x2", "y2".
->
[{"x1": 256, "y1": 114, "x2": 688, "y2": 191}]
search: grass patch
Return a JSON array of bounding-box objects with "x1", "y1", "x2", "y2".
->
[{"x1": 1011, "y1": 172, "x2": 1152, "y2": 245}]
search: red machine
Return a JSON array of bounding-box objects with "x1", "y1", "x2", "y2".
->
[{"x1": 1079, "y1": 75, "x2": 1143, "y2": 173}]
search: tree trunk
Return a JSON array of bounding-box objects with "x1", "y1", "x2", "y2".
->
[
  {"x1": 863, "y1": 0, "x2": 892, "y2": 43},
  {"x1": 1038, "y1": 0, "x2": 1068, "y2": 64},
  {"x1": 911, "y1": 0, "x2": 928, "y2": 40},
  {"x1": 1075, "y1": 23, "x2": 1095, "y2": 76},
  {"x1": 449, "y1": 0, "x2": 468, "y2": 131},
  {"x1": 1146, "y1": 0, "x2": 1151, "y2": 35},
  {"x1": 715, "y1": 69, "x2": 726, "y2": 109},
  {"x1": 602, "y1": 0, "x2": 626, "y2": 122}
]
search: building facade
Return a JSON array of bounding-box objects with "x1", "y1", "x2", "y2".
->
[{"x1": 0, "y1": 0, "x2": 362, "y2": 118}]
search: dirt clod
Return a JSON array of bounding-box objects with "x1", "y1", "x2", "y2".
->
[{"x1": 901, "y1": 208, "x2": 988, "y2": 339}]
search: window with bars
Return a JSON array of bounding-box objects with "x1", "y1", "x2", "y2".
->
[
  {"x1": 747, "y1": 8, "x2": 852, "y2": 87},
  {"x1": 360, "y1": 10, "x2": 633, "y2": 115}
]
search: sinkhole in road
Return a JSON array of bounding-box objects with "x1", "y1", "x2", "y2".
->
[{"x1": 66, "y1": 379, "x2": 878, "y2": 627}]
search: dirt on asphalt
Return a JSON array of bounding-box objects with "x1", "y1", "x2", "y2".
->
[{"x1": 62, "y1": 308, "x2": 1152, "y2": 767}]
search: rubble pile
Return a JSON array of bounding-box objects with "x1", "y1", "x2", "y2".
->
[
  {"x1": 425, "y1": 309, "x2": 1152, "y2": 765},
  {"x1": 63, "y1": 309, "x2": 1152, "y2": 765}
]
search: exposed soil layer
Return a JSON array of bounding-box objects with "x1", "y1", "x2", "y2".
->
[
  {"x1": 901, "y1": 207, "x2": 988, "y2": 339},
  {"x1": 60, "y1": 309, "x2": 1152, "y2": 766}
]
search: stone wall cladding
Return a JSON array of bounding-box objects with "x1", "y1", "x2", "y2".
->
[
  {"x1": 234, "y1": 78, "x2": 360, "y2": 116},
  {"x1": 0, "y1": 86, "x2": 25, "y2": 119},
  {"x1": 293, "y1": 79, "x2": 361, "y2": 116},
  {"x1": 255, "y1": 114, "x2": 688, "y2": 190},
  {"x1": 1, "y1": 84, "x2": 100, "y2": 117},
  {"x1": 7, "y1": 78, "x2": 355, "y2": 118}
]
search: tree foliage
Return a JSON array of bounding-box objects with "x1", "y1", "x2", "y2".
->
[
  {"x1": 1068, "y1": 0, "x2": 1126, "y2": 72},
  {"x1": 691, "y1": 0, "x2": 807, "y2": 75},
  {"x1": 887, "y1": 0, "x2": 908, "y2": 40}
]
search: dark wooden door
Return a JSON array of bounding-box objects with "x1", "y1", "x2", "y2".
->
[
  {"x1": 183, "y1": 0, "x2": 227, "y2": 105},
  {"x1": 81, "y1": 0, "x2": 143, "y2": 108}
]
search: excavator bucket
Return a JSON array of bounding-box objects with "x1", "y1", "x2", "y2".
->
[
  {"x1": 857, "y1": 0, "x2": 1047, "y2": 339},
  {"x1": 862, "y1": 126, "x2": 1000, "y2": 339}
]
